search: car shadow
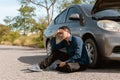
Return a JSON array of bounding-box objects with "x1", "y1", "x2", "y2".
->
[
  {"x1": 56, "y1": 60, "x2": 120, "y2": 74},
  {"x1": 85, "y1": 61, "x2": 120, "y2": 73},
  {"x1": 18, "y1": 55, "x2": 120, "y2": 73},
  {"x1": 18, "y1": 55, "x2": 47, "y2": 65}
]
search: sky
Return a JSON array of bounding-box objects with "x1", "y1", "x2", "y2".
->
[
  {"x1": 0, "y1": 0, "x2": 21, "y2": 24},
  {"x1": 0, "y1": 0, "x2": 58, "y2": 25}
]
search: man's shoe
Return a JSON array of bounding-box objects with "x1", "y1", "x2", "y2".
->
[{"x1": 27, "y1": 64, "x2": 43, "y2": 72}]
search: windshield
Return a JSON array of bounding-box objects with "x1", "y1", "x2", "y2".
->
[
  {"x1": 80, "y1": 4, "x2": 93, "y2": 17},
  {"x1": 94, "y1": 9, "x2": 120, "y2": 20}
]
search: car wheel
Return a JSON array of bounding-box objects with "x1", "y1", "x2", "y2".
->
[
  {"x1": 85, "y1": 38, "x2": 99, "y2": 68},
  {"x1": 46, "y1": 41, "x2": 52, "y2": 56}
]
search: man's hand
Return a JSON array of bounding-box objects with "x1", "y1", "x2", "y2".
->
[
  {"x1": 53, "y1": 30, "x2": 60, "y2": 37},
  {"x1": 59, "y1": 62, "x2": 66, "y2": 67}
]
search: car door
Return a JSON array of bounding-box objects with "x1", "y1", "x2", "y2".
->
[{"x1": 65, "y1": 6, "x2": 84, "y2": 37}]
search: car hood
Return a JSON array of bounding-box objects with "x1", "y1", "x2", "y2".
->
[{"x1": 92, "y1": 0, "x2": 120, "y2": 14}]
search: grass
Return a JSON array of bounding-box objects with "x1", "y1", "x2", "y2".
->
[{"x1": 0, "y1": 34, "x2": 44, "y2": 48}]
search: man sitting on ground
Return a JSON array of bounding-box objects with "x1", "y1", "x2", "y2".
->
[{"x1": 28, "y1": 26, "x2": 90, "y2": 73}]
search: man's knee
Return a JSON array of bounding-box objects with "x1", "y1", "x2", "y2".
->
[
  {"x1": 56, "y1": 64, "x2": 71, "y2": 73},
  {"x1": 56, "y1": 63, "x2": 87, "y2": 73}
]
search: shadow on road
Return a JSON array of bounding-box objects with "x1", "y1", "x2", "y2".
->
[
  {"x1": 18, "y1": 55, "x2": 46, "y2": 65},
  {"x1": 18, "y1": 55, "x2": 120, "y2": 73},
  {"x1": 85, "y1": 61, "x2": 120, "y2": 73}
]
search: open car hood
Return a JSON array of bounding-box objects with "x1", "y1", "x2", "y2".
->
[{"x1": 92, "y1": 0, "x2": 120, "y2": 14}]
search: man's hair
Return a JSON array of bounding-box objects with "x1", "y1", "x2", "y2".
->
[{"x1": 58, "y1": 26, "x2": 71, "y2": 34}]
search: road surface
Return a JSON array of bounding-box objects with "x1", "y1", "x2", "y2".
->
[{"x1": 0, "y1": 45, "x2": 120, "y2": 80}]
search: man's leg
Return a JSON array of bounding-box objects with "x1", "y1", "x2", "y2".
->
[
  {"x1": 56, "y1": 62, "x2": 87, "y2": 73},
  {"x1": 39, "y1": 50, "x2": 69, "y2": 69}
]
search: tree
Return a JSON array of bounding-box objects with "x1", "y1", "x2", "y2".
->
[
  {"x1": 57, "y1": 0, "x2": 82, "y2": 12},
  {"x1": 82, "y1": 0, "x2": 95, "y2": 4},
  {"x1": 17, "y1": 5, "x2": 36, "y2": 35},
  {"x1": 4, "y1": 4, "x2": 36, "y2": 35},
  {"x1": 31, "y1": 18, "x2": 48, "y2": 38},
  {"x1": 21, "y1": 0, "x2": 57, "y2": 25},
  {"x1": 3, "y1": 16, "x2": 14, "y2": 30},
  {"x1": 4, "y1": 0, "x2": 48, "y2": 36}
]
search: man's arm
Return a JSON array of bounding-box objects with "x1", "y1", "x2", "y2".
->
[
  {"x1": 51, "y1": 30, "x2": 65, "y2": 50},
  {"x1": 66, "y1": 38, "x2": 83, "y2": 62},
  {"x1": 51, "y1": 37, "x2": 65, "y2": 50}
]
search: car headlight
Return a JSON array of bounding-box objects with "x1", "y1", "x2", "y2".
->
[{"x1": 97, "y1": 20, "x2": 120, "y2": 32}]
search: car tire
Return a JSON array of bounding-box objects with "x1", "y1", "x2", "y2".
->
[
  {"x1": 85, "y1": 38, "x2": 99, "y2": 68},
  {"x1": 46, "y1": 40, "x2": 52, "y2": 56}
]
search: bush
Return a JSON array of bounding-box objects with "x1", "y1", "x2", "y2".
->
[
  {"x1": 13, "y1": 36, "x2": 25, "y2": 46},
  {"x1": 39, "y1": 40, "x2": 44, "y2": 48},
  {"x1": 28, "y1": 34, "x2": 44, "y2": 48},
  {"x1": 1, "y1": 31, "x2": 44, "y2": 48},
  {"x1": 1, "y1": 41, "x2": 12, "y2": 45},
  {"x1": 13, "y1": 39, "x2": 22, "y2": 46},
  {"x1": 1, "y1": 31, "x2": 20, "y2": 43},
  {"x1": 13, "y1": 34, "x2": 44, "y2": 48},
  {"x1": 0, "y1": 24, "x2": 10, "y2": 37}
]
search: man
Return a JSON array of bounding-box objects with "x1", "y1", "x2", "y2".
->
[{"x1": 28, "y1": 26, "x2": 90, "y2": 73}]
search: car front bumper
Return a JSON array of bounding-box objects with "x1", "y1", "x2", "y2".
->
[{"x1": 96, "y1": 32, "x2": 120, "y2": 60}]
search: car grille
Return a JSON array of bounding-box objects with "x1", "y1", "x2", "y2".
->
[{"x1": 113, "y1": 46, "x2": 120, "y2": 53}]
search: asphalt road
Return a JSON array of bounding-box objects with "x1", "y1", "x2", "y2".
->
[{"x1": 0, "y1": 45, "x2": 120, "y2": 80}]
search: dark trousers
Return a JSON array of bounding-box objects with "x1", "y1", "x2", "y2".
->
[{"x1": 39, "y1": 50, "x2": 87, "y2": 73}]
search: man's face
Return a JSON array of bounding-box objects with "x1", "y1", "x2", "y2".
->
[{"x1": 58, "y1": 29, "x2": 69, "y2": 40}]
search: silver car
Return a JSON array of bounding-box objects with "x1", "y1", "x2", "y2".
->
[{"x1": 43, "y1": 0, "x2": 120, "y2": 68}]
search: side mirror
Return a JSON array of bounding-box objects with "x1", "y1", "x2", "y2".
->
[
  {"x1": 69, "y1": 13, "x2": 85, "y2": 26},
  {"x1": 69, "y1": 13, "x2": 80, "y2": 20}
]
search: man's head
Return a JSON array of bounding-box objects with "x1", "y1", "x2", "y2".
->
[{"x1": 58, "y1": 26, "x2": 71, "y2": 40}]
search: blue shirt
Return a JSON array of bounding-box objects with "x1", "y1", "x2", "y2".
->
[{"x1": 51, "y1": 35, "x2": 90, "y2": 65}]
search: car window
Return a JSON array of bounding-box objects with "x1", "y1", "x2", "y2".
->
[
  {"x1": 55, "y1": 9, "x2": 67, "y2": 24},
  {"x1": 66, "y1": 7, "x2": 80, "y2": 23}
]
